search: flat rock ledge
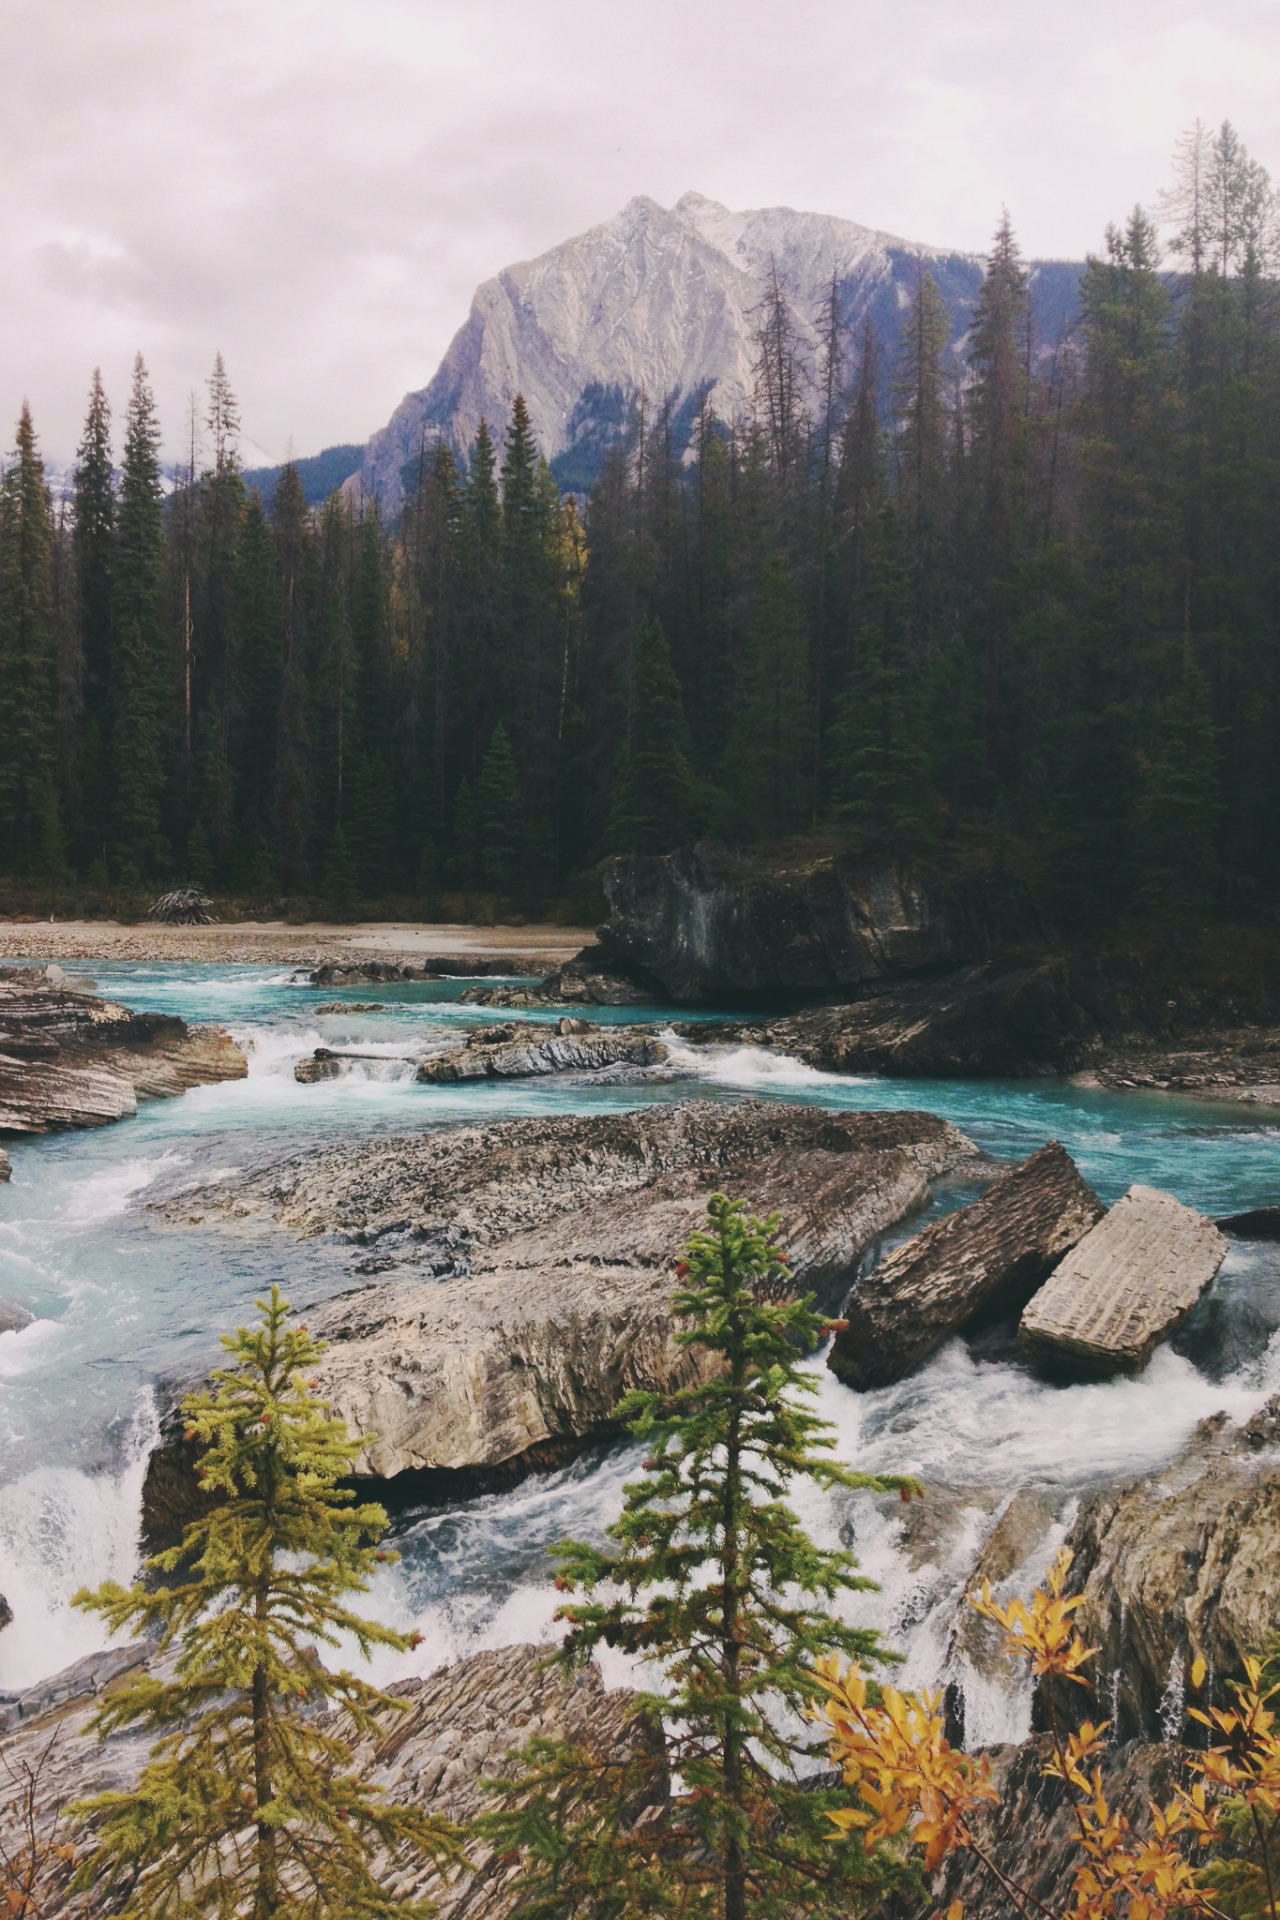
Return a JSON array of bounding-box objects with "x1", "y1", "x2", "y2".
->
[
  {"x1": 1019, "y1": 1184, "x2": 1227, "y2": 1374},
  {"x1": 416, "y1": 1022, "x2": 669, "y2": 1083},
  {"x1": 828, "y1": 1142, "x2": 1103, "y2": 1390},
  {"x1": 147, "y1": 1103, "x2": 977, "y2": 1524},
  {"x1": 0, "y1": 1642, "x2": 653, "y2": 1920},
  {"x1": 0, "y1": 967, "x2": 246, "y2": 1133}
]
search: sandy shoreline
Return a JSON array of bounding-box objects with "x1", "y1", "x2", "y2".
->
[{"x1": 0, "y1": 920, "x2": 593, "y2": 970}]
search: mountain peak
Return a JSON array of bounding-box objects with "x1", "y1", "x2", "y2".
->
[{"x1": 348, "y1": 194, "x2": 1084, "y2": 512}]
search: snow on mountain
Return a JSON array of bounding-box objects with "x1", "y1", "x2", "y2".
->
[{"x1": 349, "y1": 191, "x2": 1082, "y2": 513}]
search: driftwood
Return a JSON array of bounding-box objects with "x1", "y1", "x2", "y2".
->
[{"x1": 148, "y1": 887, "x2": 217, "y2": 925}]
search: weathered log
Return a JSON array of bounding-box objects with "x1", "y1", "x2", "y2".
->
[
  {"x1": 1018, "y1": 1183, "x2": 1227, "y2": 1375},
  {"x1": 827, "y1": 1141, "x2": 1103, "y2": 1390}
]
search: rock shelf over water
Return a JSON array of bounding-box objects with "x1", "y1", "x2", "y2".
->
[
  {"x1": 146, "y1": 1102, "x2": 977, "y2": 1518},
  {"x1": 0, "y1": 966, "x2": 246, "y2": 1133},
  {"x1": 1019, "y1": 1184, "x2": 1228, "y2": 1374}
]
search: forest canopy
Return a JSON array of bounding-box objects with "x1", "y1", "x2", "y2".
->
[{"x1": 0, "y1": 121, "x2": 1276, "y2": 929}]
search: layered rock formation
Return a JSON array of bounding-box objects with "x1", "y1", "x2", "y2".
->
[
  {"x1": 0, "y1": 968, "x2": 246, "y2": 1133},
  {"x1": 1019, "y1": 1186, "x2": 1227, "y2": 1374},
  {"x1": 147, "y1": 1103, "x2": 976, "y2": 1521},
  {"x1": 828, "y1": 1143, "x2": 1103, "y2": 1389},
  {"x1": 597, "y1": 843, "x2": 1034, "y2": 1007},
  {"x1": 1044, "y1": 1397, "x2": 1280, "y2": 1742},
  {"x1": 0, "y1": 1641, "x2": 652, "y2": 1920},
  {"x1": 415, "y1": 1022, "x2": 669, "y2": 1083}
]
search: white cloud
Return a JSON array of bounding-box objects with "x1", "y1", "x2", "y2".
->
[{"x1": 1, "y1": 0, "x2": 1277, "y2": 464}]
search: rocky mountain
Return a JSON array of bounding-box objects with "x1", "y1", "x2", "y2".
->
[{"x1": 349, "y1": 190, "x2": 1084, "y2": 514}]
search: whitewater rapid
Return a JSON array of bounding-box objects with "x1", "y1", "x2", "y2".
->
[{"x1": 1, "y1": 961, "x2": 1277, "y2": 1741}]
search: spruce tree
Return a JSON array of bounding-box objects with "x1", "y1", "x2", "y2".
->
[
  {"x1": 72, "y1": 370, "x2": 116, "y2": 862},
  {"x1": 606, "y1": 615, "x2": 702, "y2": 855},
  {"x1": 449, "y1": 776, "x2": 478, "y2": 889},
  {"x1": 483, "y1": 1195, "x2": 916, "y2": 1920},
  {"x1": 827, "y1": 507, "x2": 932, "y2": 845},
  {"x1": 271, "y1": 463, "x2": 313, "y2": 894},
  {"x1": 70, "y1": 1286, "x2": 460, "y2": 1917},
  {"x1": 112, "y1": 355, "x2": 170, "y2": 879},
  {"x1": 476, "y1": 721, "x2": 522, "y2": 892},
  {"x1": 0, "y1": 405, "x2": 61, "y2": 878}
]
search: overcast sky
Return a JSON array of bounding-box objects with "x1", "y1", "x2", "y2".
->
[{"x1": 3, "y1": 0, "x2": 1278, "y2": 466}]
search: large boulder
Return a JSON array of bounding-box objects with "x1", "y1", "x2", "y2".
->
[
  {"x1": 0, "y1": 974, "x2": 246, "y2": 1133},
  {"x1": 597, "y1": 842, "x2": 1038, "y2": 1006},
  {"x1": 1042, "y1": 1397, "x2": 1280, "y2": 1742},
  {"x1": 1019, "y1": 1185, "x2": 1227, "y2": 1375},
  {"x1": 828, "y1": 1142, "x2": 1103, "y2": 1390}
]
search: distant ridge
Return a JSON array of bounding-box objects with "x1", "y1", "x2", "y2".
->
[
  {"x1": 346, "y1": 191, "x2": 1084, "y2": 514},
  {"x1": 243, "y1": 442, "x2": 365, "y2": 507}
]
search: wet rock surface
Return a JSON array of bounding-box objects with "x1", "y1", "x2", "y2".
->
[
  {"x1": 1043, "y1": 1398, "x2": 1280, "y2": 1742},
  {"x1": 1019, "y1": 1185, "x2": 1227, "y2": 1375},
  {"x1": 930, "y1": 1736, "x2": 1193, "y2": 1920},
  {"x1": 0, "y1": 1146, "x2": 9, "y2": 1181},
  {"x1": 686, "y1": 961, "x2": 1280, "y2": 1094},
  {"x1": 309, "y1": 956, "x2": 546, "y2": 987},
  {"x1": 0, "y1": 1293, "x2": 34, "y2": 1333},
  {"x1": 829, "y1": 1143, "x2": 1103, "y2": 1389},
  {"x1": 462, "y1": 949, "x2": 661, "y2": 1010},
  {"x1": 416, "y1": 1022, "x2": 670, "y2": 1083},
  {"x1": 0, "y1": 968, "x2": 246, "y2": 1134}
]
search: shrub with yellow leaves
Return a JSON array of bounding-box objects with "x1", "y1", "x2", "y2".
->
[{"x1": 815, "y1": 1545, "x2": 1268, "y2": 1920}]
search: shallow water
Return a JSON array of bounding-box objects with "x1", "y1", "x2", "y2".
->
[{"x1": 1, "y1": 961, "x2": 1278, "y2": 1733}]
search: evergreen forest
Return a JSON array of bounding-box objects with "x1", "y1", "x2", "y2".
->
[{"x1": 1, "y1": 122, "x2": 1277, "y2": 929}]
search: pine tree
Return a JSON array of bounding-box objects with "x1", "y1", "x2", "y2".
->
[
  {"x1": 476, "y1": 721, "x2": 522, "y2": 892},
  {"x1": 271, "y1": 463, "x2": 312, "y2": 894},
  {"x1": 72, "y1": 370, "x2": 115, "y2": 862},
  {"x1": 891, "y1": 270, "x2": 952, "y2": 660},
  {"x1": 0, "y1": 405, "x2": 61, "y2": 879},
  {"x1": 70, "y1": 1286, "x2": 461, "y2": 1917},
  {"x1": 606, "y1": 615, "x2": 703, "y2": 855},
  {"x1": 967, "y1": 212, "x2": 1030, "y2": 779},
  {"x1": 720, "y1": 554, "x2": 812, "y2": 838},
  {"x1": 482, "y1": 1195, "x2": 917, "y2": 1920},
  {"x1": 232, "y1": 492, "x2": 281, "y2": 880},
  {"x1": 112, "y1": 355, "x2": 170, "y2": 879}
]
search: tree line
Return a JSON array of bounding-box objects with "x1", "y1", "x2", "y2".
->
[{"x1": 1, "y1": 120, "x2": 1277, "y2": 926}]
